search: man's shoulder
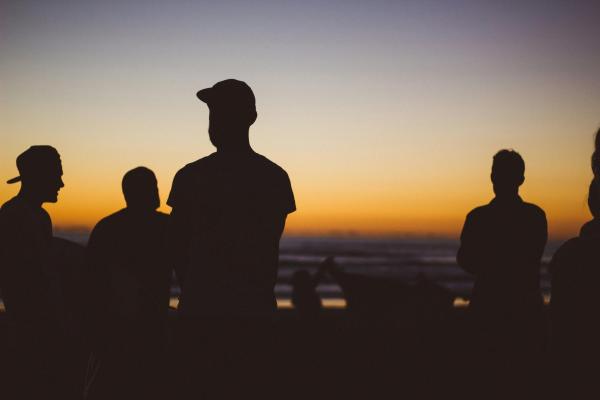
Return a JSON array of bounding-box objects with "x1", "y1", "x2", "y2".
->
[
  {"x1": 173, "y1": 152, "x2": 289, "y2": 180},
  {"x1": 0, "y1": 197, "x2": 24, "y2": 230},
  {"x1": 551, "y1": 237, "x2": 585, "y2": 274},
  {"x1": 92, "y1": 209, "x2": 127, "y2": 231},
  {"x1": 168, "y1": 154, "x2": 218, "y2": 208},
  {"x1": 1, "y1": 196, "x2": 24, "y2": 215},
  {"x1": 92, "y1": 209, "x2": 168, "y2": 235},
  {"x1": 521, "y1": 201, "x2": 547, "y2": 221},
  {"x1": 252, "y1": 153, "x2": 290, "y2": 180},
  {"x1": 466, "y1": 204, "x2": 492, "y2": 220},
  {"x1": 0, "y1": 197, "x2": 49, "y2": 226},
  {"x1": 173, "y1": 153, "x2": 218, "y2": 180}
]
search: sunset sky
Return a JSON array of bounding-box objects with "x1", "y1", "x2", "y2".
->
[{"x1": 2, "y1": 0, "x2": 599, "y2": 239}]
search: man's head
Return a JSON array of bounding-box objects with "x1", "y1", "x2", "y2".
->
[
  {"x1": 122, "y1": 167, "x2": 160, "y2": 211},
  {"x1": 7, "y1": 145, "x2": 64, "y2": 203},
  {"x1": 196, "y1": 79, "x2": 257, "y2": 149},
  {"x1": 491, "y1": 149, "x2": 525, "y2": 197}
]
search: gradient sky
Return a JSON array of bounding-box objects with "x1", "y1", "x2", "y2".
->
[{"x1": 1, "y1": 0, "x2": 600, "y2": 238}]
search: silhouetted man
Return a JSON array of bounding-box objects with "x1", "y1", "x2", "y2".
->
[
  {"x1": 167, "y1": 79, "x2": 295, "y2": 398},
  {"x1": 85, "y1": 167, "x2": 170, "y2": 400},
  {"x1": 291, "y1": 264, "x2": 329, "y2": 318},
  {"x1": 457, "y1": 150, "x2": 547, "y2": 394},
  {"x1": 0, "y1": 146, "x2": 68, "y2": 399},
  {"x1": 550, "y1": 164, "x2": 600, "y2": 394},
  {"x1": 168, "y1": 79, "x2": 296, "y2": 316},
  {"x1": 457, "y1": 150, "x2": 547, "y2": 342}
]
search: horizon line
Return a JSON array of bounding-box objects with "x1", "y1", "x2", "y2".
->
[{"x1": 53, "y1": 225, "x2": 575, "y2": 242}]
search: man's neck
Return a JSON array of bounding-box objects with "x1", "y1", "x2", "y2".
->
[
  {"x1": 494, "y1": 193, "x2": 521, "y2": 203},
  {"x1": 216, "y1": 141, "x2": 253, "y2": 154},
  {"x1": 17, "y1": 188, "x2": 43, "y2": 208}
]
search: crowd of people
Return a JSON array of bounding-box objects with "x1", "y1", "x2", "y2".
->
[{"x1": 0, "y1": 78, "x2": 598, "y2": 398}]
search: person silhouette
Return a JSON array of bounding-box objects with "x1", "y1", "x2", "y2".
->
[
  {"x1": 550, "y1": 131, "x2": 600, "y2": 393},
  {"x1": 457, "y1": 150, "x2": 547, "y2": 352},
  {"x1": 0, "y1": 145, "x2": 70, "y2": 399},
  {"x1": 291, "y1": 263, "x2": 328, "y2": 318},
  {"x1": 84, "y1": 166, "x2": 170, "y2": 400},
  {"x1": 167, "y1": 79, "x2": 295, "y2": 398},
  {"x1": 167, "y1": 79, "x2": 296, "y2": 317}
]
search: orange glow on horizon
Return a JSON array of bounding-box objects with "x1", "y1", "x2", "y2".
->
[
  {"x1": 0, "y1": 174, "x2": 587, "y2": 241},
  {"x1": 2, "y1": 1, "x2": 599, "y2": 241}
]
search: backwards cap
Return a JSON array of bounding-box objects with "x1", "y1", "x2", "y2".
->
[
  {"x1": 7, "y1": 146, "x2": 62, "y2": 184},
  {"x1": 196, "y1": 79, "x2": 257, "y2": 120}
]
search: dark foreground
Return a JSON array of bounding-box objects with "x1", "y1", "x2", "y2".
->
[{"x1": 0, "y1": 307, "x2": 578, "y2": 399}]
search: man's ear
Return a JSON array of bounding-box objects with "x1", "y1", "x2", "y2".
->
[{"x1": 518, "y1": 175, "x2": 525, "y2": 186}]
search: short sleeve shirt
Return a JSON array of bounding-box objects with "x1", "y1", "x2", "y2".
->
[
  {"x1": 459, "y1": 197, "x2": 547, "y2": 312},
  {"x1": 167, "y1": 151, "x2": 295, "y2": 314}
]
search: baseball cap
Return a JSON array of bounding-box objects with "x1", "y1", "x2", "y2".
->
[
  {"x1": 7, "y1": 146, "x2": 62, "y2": 184},
  {"x1": 196, "y1": 79, "x2": 257, "y2": 116}
]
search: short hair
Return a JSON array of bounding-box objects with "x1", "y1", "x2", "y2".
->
[
  {"x1": 492, "y1": 149, "x2": 525, "y2": 183},
  {"x1": 122, "y1": 166, "x2": 157, "y2": 207},
  {"x1": 589, "y1": 179, "x2": 600, "y2": 218}
]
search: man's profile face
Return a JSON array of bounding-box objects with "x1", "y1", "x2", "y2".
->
[{"x1": 35, "y1": 167, "x2": 64, "y2": 203}]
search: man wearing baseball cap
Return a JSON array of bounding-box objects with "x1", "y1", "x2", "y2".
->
[
  {"x1": 0, "y1": 145, "x2": 69, "y2": 398},
  {"x1": 168, "y1": 79, "x2": 295, "y2": 316},
  {"x1": 167, "y1": 80, "x2": 295, "y2": 396}
]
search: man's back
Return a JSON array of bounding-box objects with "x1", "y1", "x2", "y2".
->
[
  {"x1": 458, "y1": 197, "x2": 547, "y2": 313},
  {"x1": 87, "y1": 208, "x2": 171, "y2": 322},
  {"x1": 168, "y1": 151, "x2": 295, "y2": 315},
  {"x1": 551, "y1": 219, "x2": 600, "y2": 354}
]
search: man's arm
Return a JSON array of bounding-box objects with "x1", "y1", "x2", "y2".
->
[{"x1": 457, "y1": 211, "x2": 481, "y2": 275}]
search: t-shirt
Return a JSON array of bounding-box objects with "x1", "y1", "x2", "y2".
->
[
  {"x1": 167, "y1": 151, "x2": 295, "y2": 316},
  {"x1": 86, "y1": 209, "x2": 171, "y2": 323},
  {"x1": 457, "y1": 197, "x2": 547, "y2": 315}
]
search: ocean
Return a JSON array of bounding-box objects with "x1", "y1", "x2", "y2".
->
[
  {"x1": 0, "y1": 232, "x2": 562, "y2": 312},
  {"x1": 275, "y1": 236, "x2": 559, "y2": 308}
]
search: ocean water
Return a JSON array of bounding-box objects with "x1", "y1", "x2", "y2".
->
[
  {"x1": 275, "y1": 236, "x2": 560, "y2": 307},
  {"x1": 0, "y1": 232, "x2": 562, "y2": 312}
]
